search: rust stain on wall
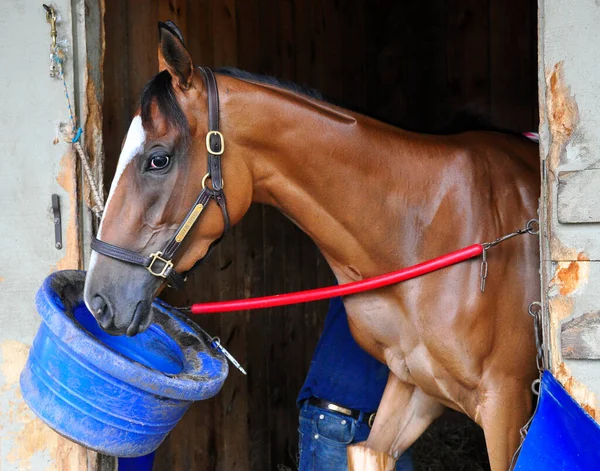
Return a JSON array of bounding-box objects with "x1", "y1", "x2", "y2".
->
[
  {"x1": 1, "y1": 341, "x2": 57, "y2": 469},
  {"x1": 553, "y1": 262, "x2": 579, "y2": 295},
  {"x1": 549, "y1": 252, "x2": 589, "y2": 297},
  {"x1": 1, "y1": 341, "x2": 94, "y2": 470},
  {"x1": 55, "y1": 148, "x2": 82, "y2": 270},
  {"x1": 555, "y1": 361, "x2": 599, "y2": 421},
  {"x1": 543, "y1": 62, "x2": 580, "y2": 255},
  {"x1": 545, "y1": 61, "x2": 579, "y2": 171},
  {"x1": 542, "y1": 62, "x2": 600, "y2": 425}
]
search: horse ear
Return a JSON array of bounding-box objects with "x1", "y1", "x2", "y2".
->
[{"x1": 158, "y1": 21, "x2": 193, "y2": 90}]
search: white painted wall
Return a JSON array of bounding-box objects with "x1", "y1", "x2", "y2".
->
[
  {"x1": 0, "y1": 2, "x2": 98, "y2": 469},
  {"x1": 539, "y1": 0, "x2": 600, "y2": 416}
]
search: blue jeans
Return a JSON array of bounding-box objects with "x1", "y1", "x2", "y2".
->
[{"x1": 298, "y1": 402, "x2": 414, "y2": 470}]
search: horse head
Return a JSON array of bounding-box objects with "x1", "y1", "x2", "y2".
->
[{"x1": 84, "y1": 22, "x2": 252, "y2": 335}]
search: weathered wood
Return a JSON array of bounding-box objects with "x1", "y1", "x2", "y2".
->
[
  {"x1": 103, "y1": 0, "x2": 130, "y2": 190},
  {"x1": 235, "y1": 1, "x2": 271, "y2": 468},
  {"x1": 558, "y1": 170, "x2": 600, "y2": 223},
  {"x1": 186, "y1": 0, "x2": 214, "y2": 66},
  {"x1": 562, "y1": 311, "x2": 600, "y2": 359},
  {"x1": 158, "y1": 0, "x2": 188, "y2": 40},
  {"x1": 126, "y1": 0, "x2": 158, "y2": 113},
  {"x1": 446, "y1": 0, "x2": 490, "y2": 119},
  {"x1": 490, "y1": 0, "x2": 537, "y2": 131},
  {"x1": 211, "y1": 0, "x2": 237, "y2": 67}
]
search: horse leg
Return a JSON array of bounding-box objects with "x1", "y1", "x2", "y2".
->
[
  {"x1": 478, "y1": 382, "x2": 533, "y2": 471},
  {"x1": 347, "y1": 373, "x2": 444, "y2": 471}
]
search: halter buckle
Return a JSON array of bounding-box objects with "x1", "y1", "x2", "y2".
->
[
  {"x1": 206, "y1": 131, "x2": 225, "y2": 155},
  {"x1": 147, "y1": 251, "x2": 174, "y2": 278}
]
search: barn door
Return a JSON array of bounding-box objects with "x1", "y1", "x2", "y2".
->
[
  {"x1": 539, "y1": 0, "x2": 600, "y2": 420},
  {"x1": 0, "y1": 2, "x2": 113, "y2": 469}
]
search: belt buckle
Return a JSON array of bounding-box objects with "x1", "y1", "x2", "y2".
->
[
  {"x1": 367, "y1": 412, "x2": 376, "y2": 428},
  {"x1": 326, "y1": 403, "x2": 353, "y2": 417}
]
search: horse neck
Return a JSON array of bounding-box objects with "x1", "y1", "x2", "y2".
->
[{"x1": 224, "y1": 80, "x2": 437, "y2": 280}]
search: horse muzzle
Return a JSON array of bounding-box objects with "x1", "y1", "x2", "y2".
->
[{"x1": 84, "y1": 256, "x2": 159, "y2": 336}]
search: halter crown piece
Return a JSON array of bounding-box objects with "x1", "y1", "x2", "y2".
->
[{"x1": 90, "y1": 67, "x2": 230, "y2": 289}]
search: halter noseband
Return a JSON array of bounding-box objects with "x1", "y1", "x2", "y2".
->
[{"x1": 90, "y1": 67, "x2": 230, "y2": 289}]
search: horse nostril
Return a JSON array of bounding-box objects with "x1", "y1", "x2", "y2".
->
[{"x1": 90, "y1": 295, "x2": 113, "y2": 329}]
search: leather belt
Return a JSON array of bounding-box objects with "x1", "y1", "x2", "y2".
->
[{"x1": 308, "y1": 397, "x2": 377, "y2": 428}]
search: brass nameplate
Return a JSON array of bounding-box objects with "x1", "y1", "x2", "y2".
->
[{"x1": 175, "y1": 204, "x2": 204, "y2": 243}]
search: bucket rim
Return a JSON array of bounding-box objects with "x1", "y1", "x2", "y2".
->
[{"x1": 35, "y1": 270, "x2": 228, "y2": 401}]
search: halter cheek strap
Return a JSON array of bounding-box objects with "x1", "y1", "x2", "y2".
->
[{"x1": 90, "y1": 67, "x2": 230, "y2": 289}]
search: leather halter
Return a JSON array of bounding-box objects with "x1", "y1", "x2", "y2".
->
[{"x1": 90, "y1": 67, "x2": 230, "y2": 290}]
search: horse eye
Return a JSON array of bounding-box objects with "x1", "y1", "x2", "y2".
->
[{"x1": 149, "y1": 154, "x2": 170, "y2": 170}]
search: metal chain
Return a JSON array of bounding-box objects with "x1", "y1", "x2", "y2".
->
[
  {"x1": 502, "y1": 218, "x2": 542, "y2": 470},
  {"x1": 507, "y1": 301, "x2": 545, "y2": 470},
  {"x1": 480, "y1": 219, "x2": 539, "y2": 292},
  {"x1": 528, "y1": 301, "x2": 545, "y2": 373}
]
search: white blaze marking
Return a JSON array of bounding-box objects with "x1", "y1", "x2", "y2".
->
[{"x1": 88, "y1": 116, "x2": 146, "y2": 274}]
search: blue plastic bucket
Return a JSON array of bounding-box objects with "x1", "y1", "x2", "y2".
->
[
  {"x1": 515, "y1": 371, "x2": 600, "y2": 470},
  {"x1": 20, "y1": 270, "x2": 228, "y2": 457}
]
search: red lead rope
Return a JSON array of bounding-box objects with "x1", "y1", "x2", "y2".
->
[{"x1": 188, "y1": 244, "x2": 484, "y2": 314}]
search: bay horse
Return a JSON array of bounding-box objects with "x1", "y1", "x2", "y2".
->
[{"x1": 84, "y1": 22, "x2": 540, "y2": 470}]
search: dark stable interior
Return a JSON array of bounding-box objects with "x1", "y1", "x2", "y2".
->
[{"x1": 103, "y1": 1, "x2": 537, "y2": 469}]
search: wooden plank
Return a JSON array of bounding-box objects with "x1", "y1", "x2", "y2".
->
[
  {"x1": 342, "y1": 0, "x2": 367, "y2": 110},
  {"x1": 216, "y1": 229, "x2": 250, "y2": 471},
  {"x1": 292, "y1": 0, "x2": 311, "y2": 87},
  {"x1": 158, "y1": 0, "x2": 188, "y2": 39},
  {"x1": 209, "y1": 3, "x2": 248, "y2": 470},
  {"x1": 557, "y1": 170, "x2": 600, "y2": 223},
  {"x1": 257, "y1": 0, "x2": 278, "y2": 75},
  {"x1": 262, "y1": 208, "x2": 289, "y2": 469},
  {"x1": 277, "y1": 2, "x2": 306, "y2": 462},
  {"x1": 186, "y1": 0, "x2": 213, "y2": 66},
  {"x1": 235, "y1": 0, "x2": 260, "y2": 72},
  {"x1": 490, "y1": 0, "x2": 537, "y2": 131},
  {"x1": 445, "y1": 0, "x2": 491, "y2": 122},
  {"x1": 318, "y1": 0, "x2": 343, "y2": 102},
  {"x1": 126, "y1": 0, "x2": 158, "y2": 113},
  {"x1": 234, "y1": 1, "x2": 270, "y2": 469},
  {"x1": 279, "y1": 0, "x2": 296, "y2": 79},
  {"x1": 211, "y1": 0, "x2": 237, "y2": 67},
  {"x1": 366, "y1": 0, "x2": 450, "y2": 130},
  {"x1": 102, "y1": 0, "x2": 130, "y2": 190},
  {"x1": 237, "y1": 205, "x2": 269, "y2": 471},
  {"x1": 562, "y1": 311, "x2": 600, "y2": 359},
  {"x1": 306, "y1": 0, "x2": 325, "y2": 90}
]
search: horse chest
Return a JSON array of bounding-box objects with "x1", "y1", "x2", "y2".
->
[{"x1": 343, "y1": 294, "x2": 416, "y2": 364}]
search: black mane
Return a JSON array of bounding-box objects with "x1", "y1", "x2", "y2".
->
[
  {"x1": 140, "y1": 67, "x2": 524, "y2": 138},
  {"x1": 140, "y1": 70, "x2": 191, "y2": 140},
  {"x1": 216, "y1": 67, "x2": 324, "y2": 101},
  {"x1": 140, "y1": 67, "x2": 324, "y2": 138}
]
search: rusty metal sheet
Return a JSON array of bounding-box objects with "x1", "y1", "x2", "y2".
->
[{"x1": 558, "y1": 170, "x2": 600, "y2": 224}]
